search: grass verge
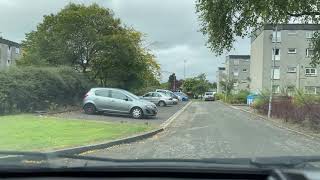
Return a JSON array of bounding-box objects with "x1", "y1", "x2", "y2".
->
[{"x1": 0, "y1": 114, "x2": 155, "y2": 151}]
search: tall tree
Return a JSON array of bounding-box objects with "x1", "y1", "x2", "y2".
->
[
  {"x1": 19, "y1": 3, "x2": 160, "y2": 90},
  {"x1": 20, "y1": 3, "x2": 122, "y2": 72},
  {"x1": 196, "y1": 0, "x2": 320, "y2": 66}
]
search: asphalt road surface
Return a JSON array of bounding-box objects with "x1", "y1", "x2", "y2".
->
[
  {"x1": 81, "y1": 101, "x2": 320, "y2": 159},
  {"x1": 53, "y1": 101, "x2": 188, "y2": 125}
]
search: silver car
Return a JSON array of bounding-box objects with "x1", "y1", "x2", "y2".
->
[
  {"x1": 141, "y1": 92, "x2": 174, "y2": 106},
  {"x1": 83, "y1": 88, "x2": 157, "y2": 119}
]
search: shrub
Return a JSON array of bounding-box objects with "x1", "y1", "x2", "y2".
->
[
  {"x1": 0, "y1": 67, "x2": 93, "y2": 114},
  {"x1": 252, "y1": 92, "x2": 320, "y2": 128},
  {"x1": 215, "y1": 93, "x2": 224, "y2": 100}
]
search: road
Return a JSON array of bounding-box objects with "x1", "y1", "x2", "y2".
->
[
  {"x1": 53, "y1": 102, "x2": 188, "y2": 125},
  {"x1": 83, "y1": 101, "x2": 320, "y2": 159}
]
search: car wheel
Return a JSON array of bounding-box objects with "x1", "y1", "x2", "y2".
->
[
  {"x1": 131, "y1": 107, "x2": 143, "y2": 119},
  {"x1": 84, "y1": 103, "x2": 96, "y2": 115},
  {"x1": 158, "y1": 101, "x2": 166, "y2": 107}
]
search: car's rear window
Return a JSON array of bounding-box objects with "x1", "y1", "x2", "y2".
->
[{"x1": 205, "y1": 92, "x2": 213, "y2": 95}]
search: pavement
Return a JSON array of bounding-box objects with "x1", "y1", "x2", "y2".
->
[
  {"x1": 53, "y1": 101, "x2": 188, "y2": 125},
  {"x1": 79, "y1": 101, "x2": 320, "y2": 159}
]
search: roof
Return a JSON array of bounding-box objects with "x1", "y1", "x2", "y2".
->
[
  {"x1": 228, "y1": 55, "x2": 250, "y2": 59},
  {"x1": 0, "y1": 38, "x2": 20, "y2": 47},
  {"x1": 252, "y1": 24, "x2": 320, "y2": 42}
]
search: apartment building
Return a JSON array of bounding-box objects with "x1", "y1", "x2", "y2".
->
[
  {"x1": 225, "y1": 55, "x2": 251, "y2": 93},
  {"x1": 0, "y1": 37, "x2": 21, "y2": 68},
  {"x1": 250, "y1": 24, "x2": 320, "y2": 95},
  {"x1": 216, "y1": 67, "x2": 226, "y2": 93}
]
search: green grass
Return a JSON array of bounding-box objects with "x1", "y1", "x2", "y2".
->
[{"x1": 0, "y1": 114, "x2": 154, "y2": 151}]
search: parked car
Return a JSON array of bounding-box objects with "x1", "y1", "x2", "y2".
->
[
  {"x1": 141, "y1": 92, "x2": 175, "y2": 106},
  {"x1": 174, "y1": 92, "x2": 189, "y2": 101},
  {"x1": 203, "y1": 92, "x2": 216, "y2": 101},
  {"x1": 83, "y1": 88, "x2": 157, "y2": 119},
  {"x1": 155, "y1": 89, "x2": 179, "y2": 104}
]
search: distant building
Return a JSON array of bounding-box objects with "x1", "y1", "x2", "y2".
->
[
  {"x1": 250, "y1": 24, "x2": 320, "y2": 95},
  {"x1": 216, "y1": 67, "x2": 226, "y2": 93},
  {"x1": 0, "y1": 37, "x2": 21, "y2": 68},
  {"x1": 225, "y1": 55, "x2": 251, "y2": 93}
]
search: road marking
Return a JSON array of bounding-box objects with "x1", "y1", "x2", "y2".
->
[
  {"x1": 187, "y1": 126, "x2": 209, "y2": 131},
  {"x1": 161, "y1": 101, "x2": 192, "y2": 129}
]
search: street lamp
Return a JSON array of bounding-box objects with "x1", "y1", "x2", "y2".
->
[{"x1": 268, "y1": 25, "x2": 278, "y2": 119}]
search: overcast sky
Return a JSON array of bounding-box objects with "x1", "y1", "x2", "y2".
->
[{"x1": 0, "y1": 0, "x2": 250, "y2": 82}]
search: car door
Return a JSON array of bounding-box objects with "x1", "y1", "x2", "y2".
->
[
  {"x1": 94, "y1": 89, "x2": 113, "y2": 111},
  {"x1": 109, "y1": 90, "x2": 132, "y2": 113},
  {"x1": 142, "y1": 93, "x2": 153, "y2": 102},
  {"x1": 151, "y1": 92, "x2": 161, "y2": 103}
]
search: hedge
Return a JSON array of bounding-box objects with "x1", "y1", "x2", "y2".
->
[{"x1": 0, "y1": 67, "x2": 93, "y2": 114}]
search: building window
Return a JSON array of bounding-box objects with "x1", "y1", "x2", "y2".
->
[
  {"x1": 272, "y1": 85, "x2": 280, "y2": 94},
  {"x1": 271, "y1": 67, "x2": 280, "y2": 80},
  {"x1": 242, "y1": 68, "x2": 247, "y2": 72},
  {"x1": 233, "y1": 59, "x2": 239, "y2": 65},
  {"x1": 305, "y1": 68, "x2": 317, "y2": 76},
  {"x1": 272, "y1": 30, "x2": 281, "y2": 42},
  {"x1": 272, "y1": 48, "x2": 281, "y2": 61},
  {"x1": 288, "y1": 30, "x2": 297, "y2": 36},
  {"x1": 306, "y1": 31, "x2": 316, "y2": 39},
  {"x1": 305, "y1": 86, "x2": 320, "y2": 95},
  {"x1": 287, "y1": 67, "x2": 297, "y2": 73},
  {"x1": 233, "y1": 68, "x2": 239, "y2": 76},
  {"x1": 15, "y1": 48, "x2": 20, "y2": 54},
  {"x1": 306, "y1": 48, "x2": 314, "y2": 57},
  {"x1": 288, "y1": 48, "x2": 296, "y2": 54}
]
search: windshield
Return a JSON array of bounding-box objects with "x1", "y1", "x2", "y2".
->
[
  {"x1": 121, "y1": 90, "x2": 140, "y2": 100},
  {"x1": 2, "y1": 0, "x2": 320, "y2": 170}
]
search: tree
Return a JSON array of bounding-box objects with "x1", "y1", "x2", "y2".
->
[
  {"x1": 196, "y1": 0, "x2": 320, "y2": 66},
  {"x1": 19, "y1": 3, "x2": 160, "y2": 91},
  {"x1": 220, "y1": 74, "x2": 237, "y2": 95},
  {"x1": 20, "y1": 3, "x2": 122, "y2": 72},
  {"x1": 210, "y1": 82, "x2": 217, "y2": 90},
  {"x1": 168, "y1": 73, "x2": 177, "y2": 90},
  {"x1": 182, "y1": 73, "x2": 210, "y2": 98}
]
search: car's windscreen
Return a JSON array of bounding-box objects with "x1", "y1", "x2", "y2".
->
[{"x1": 2, "y1": 0, "x2": 320, "y2": 170}]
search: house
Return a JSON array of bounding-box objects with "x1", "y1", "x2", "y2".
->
[
  {"x1": 250, "y1": 24, "x2": 320, "y2": 95},
  {"x1": 0, "y1": 37, "x2": 21, "y2": 68},
  {"x1": 225, "y1": 55, "x2": 251, "y2": 93}
]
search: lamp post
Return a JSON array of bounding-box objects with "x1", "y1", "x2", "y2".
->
[{"x1": 268, "y1": 25, "x2": 278, "y2": 119}]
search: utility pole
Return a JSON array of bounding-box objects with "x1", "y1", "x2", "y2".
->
[
  {"x1": 184, "y1": 59, "x2": 186, "y2": 79},
  {"x1": 268, "y1": 25, "x2": 278, "y2": 119}
]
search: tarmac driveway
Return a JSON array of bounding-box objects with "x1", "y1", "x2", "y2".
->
[{"x1": 53, "y1": 101, "x2": 188, "y2": 125}]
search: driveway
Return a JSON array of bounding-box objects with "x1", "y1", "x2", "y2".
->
[
  {"x1": 80, "y1": 101, "x2": 320, "y2": 159},
  {"x1": 53, "y1": 101, "x2": 188, "y2": 125}
]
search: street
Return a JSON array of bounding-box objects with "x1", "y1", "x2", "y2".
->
[{"x1": 83, "y1": 101, "x2": 320, "y2": 159}]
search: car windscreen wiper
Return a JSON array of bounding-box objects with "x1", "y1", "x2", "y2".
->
[
  {"x1": 250, "y1": 156, "x2": 320, "y2": 168},
  {"x1": 0, "y1": 151, "x2": 319, "y2": 169},
  {"x1": 0, "y1": 151, "x2": 254, "y2": 166}
]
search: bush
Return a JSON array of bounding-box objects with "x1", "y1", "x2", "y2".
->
[
  {"x1": 220, "y1": 90, "x2": 250, "y2": 104},
  {"x1": 215, "y1": 93, "x2": 224, "y2": 100},
  {"x1": 0, "y1": 67, "x2": 93, "y2": 114},
  {"x1": 252, "y1": 93, "x2": 320, "y2": 128}
]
